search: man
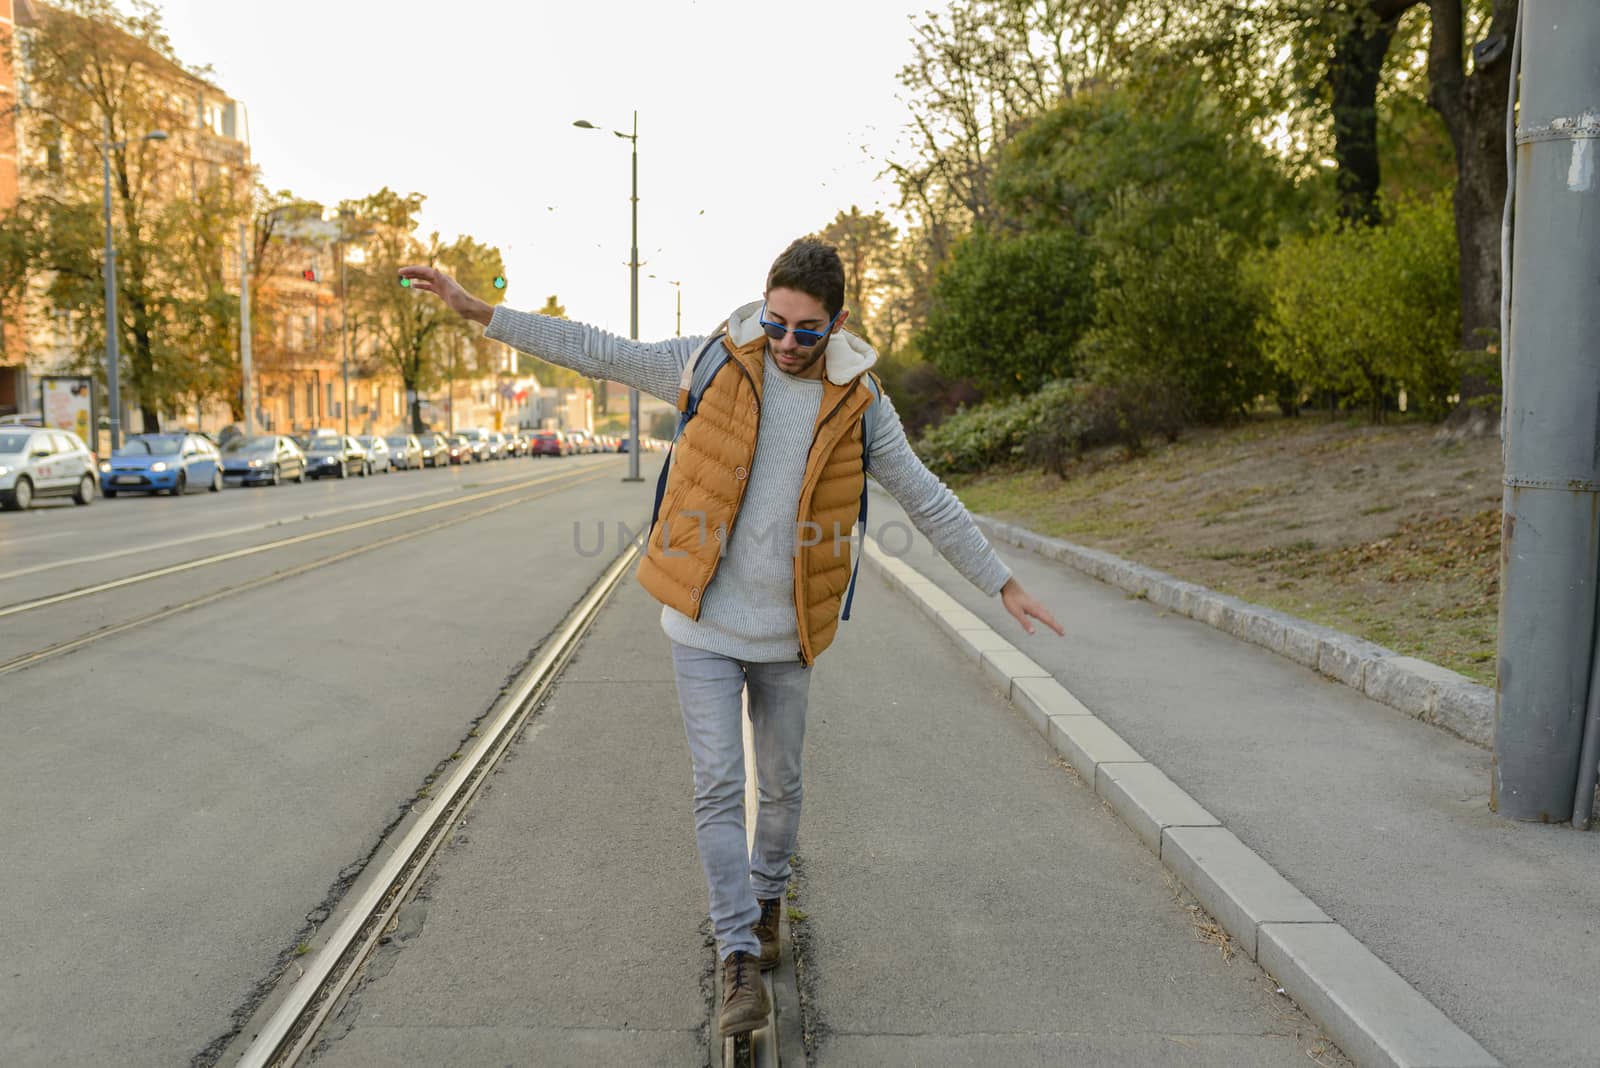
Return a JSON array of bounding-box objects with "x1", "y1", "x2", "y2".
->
[{"x1": 400, "y1": 239, "x2": 1063, "y2": 1036}]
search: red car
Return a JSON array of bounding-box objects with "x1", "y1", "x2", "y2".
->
[{"x1": 529, "y1": 430, "x2": 568, "y2": 457}]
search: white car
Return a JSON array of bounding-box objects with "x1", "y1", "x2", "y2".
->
[{"x1": 0, "y1": 426, "x2": 97, "y2": 510}]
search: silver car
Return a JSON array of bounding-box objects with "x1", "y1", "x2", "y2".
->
[
  {"x1": 357, "y1": 435, "x2": 393, "y2": 473},
  {"x1": 384, "y1": 434, "x2": 423, "y2": 470},
  {"x1": 0, "y1": 426, "x2": 97, "y2": 510}
]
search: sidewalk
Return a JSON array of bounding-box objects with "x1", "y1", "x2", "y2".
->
[
  {"x1": 863, "y1": 489, "x2": 1600, "y2": 1068},
  {"x1": 306, "y1": 567, "x2": 1349, "y2": 1066},
  {"x1": 307, "y1": 577, "x2": 712, "y2": 1066}
]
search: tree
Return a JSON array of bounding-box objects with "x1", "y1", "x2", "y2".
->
[
  {"x1": 12, "y1": 0, "x2": 251, "y2": 429},
  {"x1": 1180, "y1": 0, "x2": 1513, "y2": 347},
  {"x1": 810, "y1": 206, "x2": 902, "y2": 351},
  {"x1": 1080, "y1": 221, "x2": 1272, "y2": 424},
  {"x1": 1263, "y1": 192, "x2": 1460, "y2": 419},
  {"x1": 240, "y1": 192, "x2": 330, "y2": 422},
  {"x1": 992, "y1": 75, "x2": 1305, "y2": 252},
  {"x1": 0, "y1": 202, "x2": 40, "y2": 359},
  {"x1": 341, "y1": 188, "x2": 504, "y2": 433},
  {"x1": 920, "y1": 226, "x2": 1097, "y2": 396},
  {"x1": 164, "y1": 171, "x2": 257, "y2": 420}
]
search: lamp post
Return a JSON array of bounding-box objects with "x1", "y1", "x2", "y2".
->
[
  {"x1": 573, "y1": 112, "x2": 644, "y2": 482},
  {"x1": 98, "y1": 118, "x2": 167, "y2": 451}
]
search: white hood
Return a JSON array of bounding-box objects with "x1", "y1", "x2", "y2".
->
[{"x1": 725, "y1": 300, "x2": 877, "y2": 385}]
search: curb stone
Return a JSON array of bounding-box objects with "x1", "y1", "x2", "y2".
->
[
  {"x1": 862, "y1": 535, "x2": 1502, "y2": 1068},
  {"x1": 969, "y1": 513, "x2": 1495, "y2": 749}
]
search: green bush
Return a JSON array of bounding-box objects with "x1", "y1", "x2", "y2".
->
[
  {"x1": 1078, "y1": 220, "x2": 1272, "y2": 424},
  {"x1": 1021, "y1": 380, "x2": 1183, "y2": 476},
  {"x1": 1263, "y1": 192, "x2": 1461, "y2": 419},
  {"x1": 915, "y1": 381, "x2": 1074, "y2": 475},
  {"x1": 919, "y1": 227, "x2": 1097, "y2": 397},
  {"x1": 915, "y1": 379, "x2": 1184, "y2": 477}
]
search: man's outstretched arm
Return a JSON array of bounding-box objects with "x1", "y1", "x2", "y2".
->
[
  {"x1": 398, "y1": 265, "x2": 705, "y2": 405},
  {"x1": 865, "y1": 388, "x2": 1064, "y2": 638}
]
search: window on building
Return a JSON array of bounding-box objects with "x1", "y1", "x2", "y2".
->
[{"x1": 307, "y1": 382, "x2": 315, "y2": 418}]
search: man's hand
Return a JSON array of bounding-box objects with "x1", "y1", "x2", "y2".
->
[
  {"x1": 398, "y1": 265, "x2": 493, "y2": 326},
  {"x1": 1001, "y1": 577, "x2": 1065, "y2": 637}
]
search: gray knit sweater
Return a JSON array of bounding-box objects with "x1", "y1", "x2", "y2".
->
[{"x1": 484, "y1": 304, "x2": 1013, "y2": 663}]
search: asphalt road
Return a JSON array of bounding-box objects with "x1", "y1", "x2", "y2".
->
[{"x1": 0, "y1": 452, "x2": 660, "y2": 1066}]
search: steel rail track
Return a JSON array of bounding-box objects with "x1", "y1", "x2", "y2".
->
[
  {"x1": 0, "y1": 467, "x2": 596, "y2": 620},
  {"x1": 0, "y1": 468, "x2": 613, "y2": 677},
  {"x1": 234, "y1": 537, "x2": 643, "y2": 1067}
]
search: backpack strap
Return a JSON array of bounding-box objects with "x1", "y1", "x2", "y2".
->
[
  {"x1": 840, "y1": 372, "x2": 883, "y2": 622},
  {"x1": 650, "y1": 330, "x2": 729, "y2": 536}
]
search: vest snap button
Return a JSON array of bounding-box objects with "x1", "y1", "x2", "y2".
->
[
  {"x1": 735, "y1": 465, "x2": 747, "y2": 480},
  {"x1": 690, "y1": 586, "x2": 700, "y2": 600}
]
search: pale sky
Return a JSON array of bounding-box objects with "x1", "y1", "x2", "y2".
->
[{"x1": 156, "y1": 0, "x2": 932, "y2": 342}]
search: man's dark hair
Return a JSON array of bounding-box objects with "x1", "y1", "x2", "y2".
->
[{"x1": 766, "y1": 238, "x2": 846, "y2": 319}]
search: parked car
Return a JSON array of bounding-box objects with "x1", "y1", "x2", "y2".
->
[
  {"x1": 384, "y1": 434, "x2": 423, "y2": 470},
  {"x1": 99, "y1": 432, "x2": 222, "y2": 496},
  {"x1": 357, "y1": 435, "x2": 392, "y2": 473},
  {"x1": 0, "y1": 426, "x2": 96, "y2": 509},
  {"x1": 293, "y1": 429, "x2": 341, "y2": 452},
  {"x1": 303, "y1": 435, "x2": 371, "y2": 479},
  {"x1": 529, "y1": 430, "x2": 567, "y2": 457},
  {"x1": 446, "y1": 434, "x2": 476, "y2": 464},
  {"x1": 454, "y1": 427, "x2": 493, "y2": 462},
  {"x1": 220, "y1": 435, "x2": 306, "y2": 486},
  {"x1": 416, "y1": 432, "x2": 451, "y2": 468}
]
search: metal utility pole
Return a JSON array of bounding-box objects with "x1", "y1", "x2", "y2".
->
[
  {"x1": 238, "y1": 222, "x2": 255, "y2": 437},
  {"x1": 626, "y1": 110, "x2": 642, "y2": 482},
  {"x1": 338, "y1": 211, "x2": 351, "y2": 437},
  {"x1": 1495, "y1": 0, "x2": 1600, "y2": 826},
  {"x1": 448, "y1": 335, "x2": 457, "y2": 435},
  {"x1": 101, "y1": 116, "x2": 121, "y2": 451},
  {"x1": 670, "y1": 279, "x2": 682, "y2": 336},
  {"x1": 573, "y1": 111, "x2": 644, "y2": 481}
]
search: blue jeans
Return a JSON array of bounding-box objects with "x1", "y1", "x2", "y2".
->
[{"x1": 671, "y1": 642, "x2": 812, "y2": 960}]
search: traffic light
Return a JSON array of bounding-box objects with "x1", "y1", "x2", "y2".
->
[
  {"x1": 302, "y1": 267, "x2": 319, "y2": 282},
  {"x1": 492, "y1": 276, "x2": 507, "y2": 290}
]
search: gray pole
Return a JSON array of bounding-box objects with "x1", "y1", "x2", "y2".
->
[
  {"x1": 339, "y1": 213, "x2": 350, "y2": 438},
  {"x1": 239, "y1": 222, "x2": 255, "y2": 437},
  {"x1": 1495, "y1": 0, "x2": 1600, "y2": 824},
  {"x1": 626, "y1": 110, "x2": 642, "y2": 482},
  {"x1": 102, "y1": 114, "x2": 122, "y2": 452}
]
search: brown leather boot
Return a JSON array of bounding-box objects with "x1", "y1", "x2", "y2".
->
[
  {"x1": 719, "y1": 950, "x2": 770, "y2": 1036},
  {"x1": 753, "y1": 898, "x2": 782, "y2": 971}
]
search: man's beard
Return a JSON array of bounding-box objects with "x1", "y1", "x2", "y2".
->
[{"x1": 769, "y1": 340, "x2": 826, "y2": 377}]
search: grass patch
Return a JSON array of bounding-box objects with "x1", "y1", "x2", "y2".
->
[{"x1": 949, "y1": 415, "x2": 1501, "y2": 684}]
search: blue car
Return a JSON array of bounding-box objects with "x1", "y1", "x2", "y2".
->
[{"x1": 99, "y1": 432, "x2": 224, "y2": 496}]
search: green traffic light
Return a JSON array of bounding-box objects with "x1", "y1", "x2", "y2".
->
[
  {"x1": 492, "y1": 276, "x2": 507, "y2": 290},
  {"x1": 399, "y1": 276, "x2": 412, "y2": 288}
]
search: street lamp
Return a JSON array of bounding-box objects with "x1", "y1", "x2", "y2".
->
[
  {"x1": 573, "y1": 112, "x2": 644, "y2": 482},
  {"x1": 98, "y1": 119, "x2": 167, "y2": 451}
]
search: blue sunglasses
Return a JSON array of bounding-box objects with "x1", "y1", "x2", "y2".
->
[{"x1": 759, "y1": 303, "x2": 840, "y2": 349}]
